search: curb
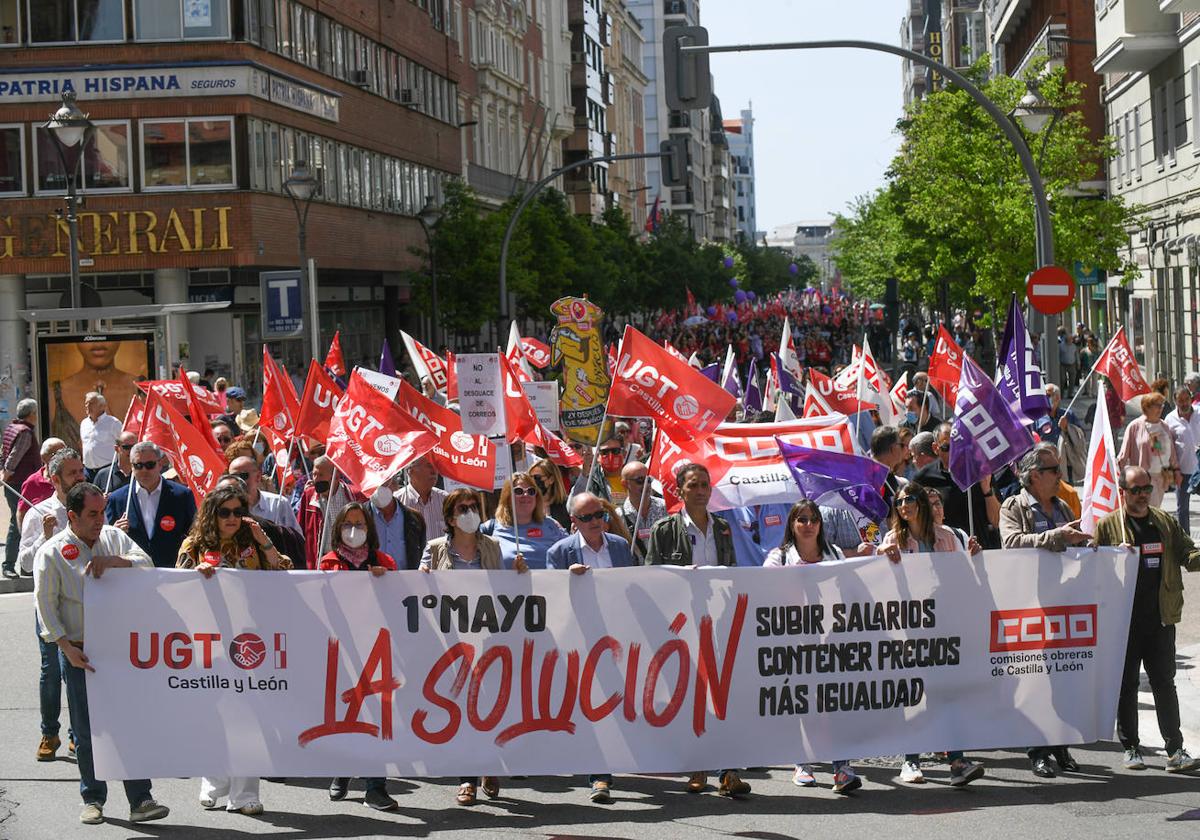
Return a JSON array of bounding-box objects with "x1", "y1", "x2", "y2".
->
[
  {"x1": 1174, "y1": 643, "x2": 1200, "y2": 749},
  {"x1": 0, "y1": 578, "x2": 33, "y2": 595}
]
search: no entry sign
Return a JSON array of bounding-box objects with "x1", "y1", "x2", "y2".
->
[{"x1": 1025, "y1": 266, "x2": 1076, "y2": 316}]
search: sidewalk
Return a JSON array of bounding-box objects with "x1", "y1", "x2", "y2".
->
[{"x1": 0, "y1": 496, "x2": 31, "y2": 594}]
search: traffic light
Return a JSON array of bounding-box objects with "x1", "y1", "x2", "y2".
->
[
  {"x1": 663, "y1": 26, "x2": 711, "y2": 110},
  {"x1": 660, "y1": 137, "x2": 689, "y2": 187}
]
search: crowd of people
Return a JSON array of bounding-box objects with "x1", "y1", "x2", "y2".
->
[{"x1": 2, "y1": 305, "x2": 1199, "y2": 827}]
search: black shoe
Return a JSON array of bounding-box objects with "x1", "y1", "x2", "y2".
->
[
  {"x1": 1053, "y1": 749, "x2": 1080, "y2": 772},
  {"x1": 1032, "y1": 758, "x2": 1056, "y2": 778},
  {"x1": 18, "y1": 569, "x2": 32, "y2": 578},
  {"x1": 329, "y1": 778, "x2": 348, "y2": 801},
  {"x1": 364, "y1": 789, "x2": 398, "y2": 811},
  {"x1": 1, "y1": 568, "x2": 17, "y2": 579}
]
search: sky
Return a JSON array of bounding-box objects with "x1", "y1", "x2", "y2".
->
[{"x1": 701, "y1": 0, "x2": 906, "y2": 233}]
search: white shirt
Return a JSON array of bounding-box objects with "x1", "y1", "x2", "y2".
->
[
  {"x1": 683, "y1": 509, "x2": 718, "y2": 567},
  {"x1": 135, "y1": 479, "x2": 163, "y2": 537},
  {"x1": 396, "y1": 484, "x2": 447, "y2": 534},
  {"x1": 1166, "y1": 408, "x2": 1200, "y2": 474},
  {"x1": 79, "y1": 412, "x2": 123, "y2": 469},
  {"x1": 18, "y1": 495, "x2": 67, "y2": 574},
  {"x1": 579, "y1": 535, "x2": 612, "y2": 569},
  {"x1": 251, "y1": 489, "x2": 302, "y2": 532},
  {"x1": 763, "y1": 544, "x2": 847, "y2": 567}
]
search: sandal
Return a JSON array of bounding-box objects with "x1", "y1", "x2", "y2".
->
[
  {"x1": 481, "y1": 777, "x2": 500, "y2": 799},
  {"x1": 455, "y1": 783, "x2": 476, "y2": 806}
]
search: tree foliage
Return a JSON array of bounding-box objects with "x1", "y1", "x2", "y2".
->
[{"x1": 832, "y1": 60, "x2": 1141, "y2": 309}]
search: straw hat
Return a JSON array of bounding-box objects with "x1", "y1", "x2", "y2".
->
[{"x1": 235, "y1": 408, "x2": 261, "y2": 433}]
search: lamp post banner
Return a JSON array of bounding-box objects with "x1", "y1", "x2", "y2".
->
[{"x1": 84, "y1": 550, "x2": 1134, "y2": 779}]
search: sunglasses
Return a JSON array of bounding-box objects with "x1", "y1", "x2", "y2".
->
[
  {"x1": 117, "y1": 444, "x2": 134, "y2": 451},
  {"x1": 512, "y1": 487, "x2": 537, "y2": 497},
  {"x1": 132, "y1": 461, "x2": 159, "y2": 471},
  {"x1": 454, "y1": 504, "x2": 480, "y2": 514},
  {"x1": 599, "y1": 449, "x2": 622, "y2": 456},
  {"x1": 937, "y1": 444, "x2": 951, "y2": 453},
  {"x1": 1034, "y1": 464, "x2": 1062, "y2": 475},
  {"x1": 216, "y1": 436, "x2": 232, "y2": 444},
  {"x1": 897, "y1": 497, "x2": 918, "y2": 506},
  {"x1": 626, "y1": 476, "x2": 647, "y2": 485},
  {"x1": 1122, "y1": 484, "x2": 1153, "y2": 495},
  {"x1": 575, "y1": 510, "x2": 609, "y2": 523},
  {"x1": 217, "y1": 507, "x2": 248, "y2": 519},
  {"x1": 794, "y1": 516, "x2": 820, "y2": 526},
  {"x1": 229, "y1": 472, "x2": 252, "y2": 483}
]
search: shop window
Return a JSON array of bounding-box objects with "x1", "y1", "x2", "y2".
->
[
  {"x1": 134, "y1": 0, "x2": 229, "y2": 41},
  {"x1": 142, "y1": 117, "x2": 234, "y2": 189},
  {"x1": 34, "y1": 120, "x2": 130, "y2": 193},
  {"x1": 0, "y1": 125, "x2": 24, "y2": 194}
]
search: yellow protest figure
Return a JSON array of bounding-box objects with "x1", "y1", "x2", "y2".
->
[{"x1": 550, "y1": 297, "x2": 610, "y2": 444}]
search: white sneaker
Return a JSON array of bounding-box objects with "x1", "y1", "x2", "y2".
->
[
  {"x1": 899, "y1": 761, "x2": 925, "y2": 783},
  {"x1": 1166, "y1": 749, "x2": 1197, "y2": 774},
  {"x1": 791, "y1": 764, "x2": 816, "y2": 787},
  {"x1": 1123, "y1": 748, "x2": 1146, "y2": 770},
  {"x1": 949, "y1": 758, "x2": 984, "y2": 787},
  {"x1": 233, "y1": 802, "x2": 264, "y2": 815},
  {"x1": 199, "y1": 797, "x2": 219, "y2": 809}
]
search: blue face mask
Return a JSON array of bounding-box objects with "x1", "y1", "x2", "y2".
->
[{"x1": 906, "y1": 411, "x2": 917, "y2": 426}]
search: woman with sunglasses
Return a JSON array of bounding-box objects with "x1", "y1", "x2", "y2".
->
[
  {"x1": 480, "y1": 473, "x2": 565, "y2": 570},
  {"x1": 176, "y1": 484, "x2": 292, "y2": 817},
  {"x1": 927, "y1": 487, "x2": 982, "y2": 555},
  {"x1": 420, "y1": 488, "x2": 508, "y2": 805},
  {"x1": 763, "y1": 500, "x2": 860, "y2": 793},
  {"x1": 878, "y1": 483, "x2": 985, "y2": 787},
  {"x1": 529, "y1": 458, "x2": 571, "y2": 529},
  {"x1": 316, "y1": 502, "x2": 401, "y2": 811}
]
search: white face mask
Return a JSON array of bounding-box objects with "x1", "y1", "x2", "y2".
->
[
  {"x1": 341, "y1": 525, "x2": 367, "y2": 548},
  {"x1": 371, "y1": 485, "x2": 394, "y2": 508},
  {"x1": 455, "y1": 510, "x2": 481, "y2": 534}
]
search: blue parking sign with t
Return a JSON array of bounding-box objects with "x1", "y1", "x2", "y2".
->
[{"x1": 261, "y1": 270, "x2": 304, "y2": 339}]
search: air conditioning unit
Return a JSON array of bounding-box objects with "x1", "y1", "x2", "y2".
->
[
  {"x1": 350, "y1": 69, "x2": 370, "y2": 88},
  {"x1": 399, "y1": 88, "x2": 420, "y2": 106}
]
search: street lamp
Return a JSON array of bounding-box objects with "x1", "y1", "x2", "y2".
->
[
  {"x1": 284, "y1": 160, "x2": 319, "y2": 358},
  {"x1": 43, "y1": 92, "x2": 94, "y2": 322},
  {"x1": 416, "y1": 195, "x2": 442, "y2": 352}
]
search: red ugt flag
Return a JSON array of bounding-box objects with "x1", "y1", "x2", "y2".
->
[
  {"x1": 262, "y1": 347, "x2": 301, "y2": 440},
  {"x1": 609, "y1": 326, "x2": 735, "y2": 439},
  {"x1": 140, "y1": 390, "x2": 180, "y2": 462},
  {"x1": 396, "y1": 379, "x2": 497, "y2": 490},
  {"x1": 324, "y1": 331, "x2": 347, "y2": 377},
  {"x1": 1094, "y1": 326, "x2": 1151, "y2": 403},
  {"x1": 122, "y1": 393, "x2": 146, "y2": 436},
  {"x1": 295, "y1": 359, "x2": 344, "y2": 444},
  {"x1": 158, "y1": 396, "x2": 227, "y2": 505},
  {"x1": 325, "y1": 372, "x2": 438, "y2": 496},
  {"x1": 927, "y1": 325, "x2": 964, "y2": 407},
  {"x1": 499, "y1": 352, "x2": 540, "y2": 445},
  {"x1": 178, "y1": 367, "x2": 223, "y2": 456}
]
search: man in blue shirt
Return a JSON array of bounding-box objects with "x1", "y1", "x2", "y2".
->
[{"x1": 717, "y1": 503, "x2": 792, "y2": 566}]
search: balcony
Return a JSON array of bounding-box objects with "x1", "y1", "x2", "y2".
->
[
  {"x1": 467, "y1": 163, "x2": 527, "y2": 202},
  {"x1": 1094, "y1": 0, "x2": 1180, "y2": 75},
  {"x1": 1159, "y1": 1, "x2": 1200, "y2": 12},
  {"x1": 671, "y1": 189, "x2": 694, "y2": 207},
  {"x1": 1012, "y1": 21, "x2": 1068, "y2": 79}
]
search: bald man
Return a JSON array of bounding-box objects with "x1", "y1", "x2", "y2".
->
[{"x1": 80, "y1": 392, "x2": 123, "y2": 483}]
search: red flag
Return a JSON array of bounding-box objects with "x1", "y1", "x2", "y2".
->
[
  {"x1": 1094, "y1": 326, "x2": 1151, "y2": 402},
  {"x1": 1080, "y1": 382, "x2": 1120, "y2": 534},
  {"x1": 499, "y1": 352, "x2": 540, "y2": 445},
  {"x1": 140, "y1": 390, "x2": 180, "y2": 461},
  {"x1": 662, "y1": 340, "x2": 688, "y2": 362},
  {"x1": 607, "y1": 344, "x2": 618, "y2": 377},
  {"x1": 519, "y1": 337, "x2": 551, "y2": 369},
  {"x1": 178, "y1": 367, "x2": 224, "y2": 456},
  {"x1": 325, "y1": 372, "x2": 438, "y2": 496},
  {"x1": 136, "y1": 379, "x2": 223, "y2": 415},
  {"x1": 807, "y1": 368, "x2": 872, "y2": 414},
  {"x1": 122, "y1": 393, "x2": 146, "y2": 436},
  {"x1": 445, "y1": 350, "x2": 459, "y2": 401},
  {"x1": 686, "y1": 287, "x2": 697, "y2": 315},
  {"x1": 400, "y1": 330, "x2": 449, "y2": 392},
  {"x1": 262, "y1": 347, "x2": 301, "y2": 440},
  {"x1": 531, "y1": 422, "x2": 583, "y2": 468},
  {"x1": 324, "y1": 331, "x2": 347, "y2": 377},
  {"x1": 396, "y1": 379, "x2": 496, "y2": 489},
  {"x1": 609, "y1": 326, "x2": 735, "y2": 440},
  {"x1": 295, "y1": 359, "x2": 344, "y2": 444},
  {"x1": 155, "y1": 394, "x2": 227, "y2": 505},
  {"x1": 259, "y1": 423, "x2": 294, "y2": 490},
  {"x1": 927, "y1": 325, "x2": 964, "y2": 407}
]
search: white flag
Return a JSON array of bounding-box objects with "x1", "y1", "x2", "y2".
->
[{"x1": 1080, "y1": 382, "x2": 1122, "y2": 535}]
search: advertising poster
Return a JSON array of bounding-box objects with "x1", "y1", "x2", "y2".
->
[{"x1": 37, "y1": 333, "x2": 154, "y2": 451}]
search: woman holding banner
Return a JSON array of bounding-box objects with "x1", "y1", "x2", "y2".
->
[
  {"x1": 419, "y1": 488, "x2": 508, "y2": 804},
  {"x1": 316, "y1": 502, "x2": 401, "y2": 811},
  {"x1": 481, "y1": 474, "x2": 566, "y2": 570},
  {"x1": 878, "y1": 483, "x2": 985, "y2": 787},
  {"x1": 764, "y1": 500, "x2": 862, "y2": 794},
  {"x1": 177, "y1": 484, "x2": 293, "y2": 816}
]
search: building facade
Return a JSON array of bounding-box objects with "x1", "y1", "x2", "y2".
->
[
  {"x1": 723, "y1": 106, "x2": 757, "y2": 243},
  {"x1": 607, "y1": 1, "x2": 649, "y2": 230},
  {"x1": 765, "y1": 220, "x2": 836, "y2": 286},
  {"x1": 0, "y1": 0, "x2": 460, "y2": 413}
]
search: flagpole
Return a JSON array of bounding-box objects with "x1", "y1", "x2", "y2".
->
[
  {"x1": 511, "y1": 445, "x2": 522, "y2": 559},
  {"x1": 967, "y1": 483, "x2": 975, "y2": 539},
  {"x1": 1, "y1": 479, "x2": 38, "y2": 512},
  {"x1": 318, "y1": 472, "x2": 339, "y2": 562},
  {"x1": 1062, "y1": 328, "x2": 1127, "y2": 418},
  {"x1": 102, "y1": 459, "x2": 114, "y2": 495},
  {"x1": 628, "y1": 421, "x2": 655, "y2": 563}
]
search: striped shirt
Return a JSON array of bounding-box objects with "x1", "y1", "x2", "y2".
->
[
  {"x1": 35, "y1": 525, "x2": 152, "y2": 644},
  {"x1": 396, "y1": 485, "x2": 447, "y2": 535}
]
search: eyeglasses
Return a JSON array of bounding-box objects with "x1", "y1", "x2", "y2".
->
[
  {"x1": 626, "y1": 476, "x2": 647, "y2": 485},
  {"x1": 896, "y1": 497, "x2": 917, "y2": 506},
  {"x1": 1122, "y1": 484, "x2": 1153, "y2": 495},
  {"x1": 132, "y1": 461, "x2": 159, "y2": 471},
  {"x1": 229, "y1": 472, "x2": 252, "y2": 483},
  {"x1": 216, "y1": 437, "x2": 232, "y2": 445},
  {"x1": 937, "y1": 444, "x2": 951, "y2": 453},
  {"x1": 117, "y1": 444, "x2": 134, "y2": 451},
  {"x1": 216, "y1": 506, "x2": 248, "y2": 519},
  {"x1": 512, "y1": 487, "x2": 537, "y2": 497},
  {"x1": 575, "y1": 510, "x2": 609, "y2": 523},
  {"x1": 794, "y1": 516, "x2": 820, "y2": 526},
  {"x1": 599, "y1": 448, "x2": 622, "y2": 456},
  {"x1": 1034, "y1": 464, "x2": 1062, "y2": 475},
  {"x1": 454, "y1": 504, "x2": 480, "y2": 514}
]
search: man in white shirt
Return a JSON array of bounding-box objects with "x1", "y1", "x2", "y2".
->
[
  {"x1": 619, "y1": 460, "x2": 667, "y2": 560},
  {"x1": 1166, "y1": 386, "x2": 1200, "y2": 528},
  {"x1": 228, "y1": 455, "x2": 301, "y2": 532},
  {"x1": 34, "y1": 482, "x2": 168, "y2": 826},
  {"x1": 395, "y1": 457, "x2": 447, "y2": 535},
  {"x1": 79, "y1": 393, "x2": 123, "y2": 483}
]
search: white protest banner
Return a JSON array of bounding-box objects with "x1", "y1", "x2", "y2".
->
[
  {"x1": 522, "y1": 380, "x2": 560, "y2": 432},
  {"x1": 455, "y1": 353, "x2": 505, "y2": 437},
  {"x1": 85, "y1": 549, "x2": 1135, "y2": 779},
  {"x1": 355, "y1": 367, "x2": 402, "y2": 400}
]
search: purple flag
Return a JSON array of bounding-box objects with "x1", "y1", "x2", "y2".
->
[
  {"x1": 772, "y1": 352, "x2": 804, "y2": 415},
  {"x1": 997, "y1": 295, "x2": 1050, "y2": 425},
  {"x1": 700, "y1": 363, "x2": 720, "y2": 383},
  {"x1": 949, "y1": 356, "x2": 1034, "y2": 491},
  {"x1": 744, "y1": 357, "x2": 762, "y2": 413},
  {"x1": 776, "y1": 438, "x2": 891, "y2": 524},
  {"x1": 379, "y1": 339, "x2": 397, "y2": 377}
]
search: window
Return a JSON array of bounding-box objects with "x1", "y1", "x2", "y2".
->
[
  {"x1": 29, "y1": 0, "x2": 124, "y2": 43},
  {"x1": 134, "y1": 0, "x2": 230, "y2": 41},
  {"x1": 34, "y1": 120, "x2": 130, "y2": 193},
  {"x1": 1, "y1": 0, "x2": 20, "y2": 45},
  {"x1": 0, "y1": 125, "x2": 24, "y2": 194},
  {"x1": 142, "y1": 117, "x2": 234, "y2": 189}
]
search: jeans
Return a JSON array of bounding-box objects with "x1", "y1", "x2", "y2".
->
[
  {"x1": 1178, "y1": 475, "x2": 1192, "y2": 530},
  {"x1": 4, "y1": 486, "x2": 19, "y2": 573},
  {"x1": 60, "y1": 648, "x2": 153, "y2": 807},
  {"x1": 1117, "y1": 619, "x2": 1182, "y2": 755},
  {"x1": 36, "y1": 614, "x2": 72, "y2": 741}
]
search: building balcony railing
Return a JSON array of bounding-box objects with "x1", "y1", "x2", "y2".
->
[
  {"x1": 1012, "y1": 21, "x2": 1068, "y2": 79},
  {"x1": 1094, "y1": 0, "x2": 1180, "y2": 75},
  {"x1": 467, "y1": 163, "x2": 527, "y2": 201}
]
